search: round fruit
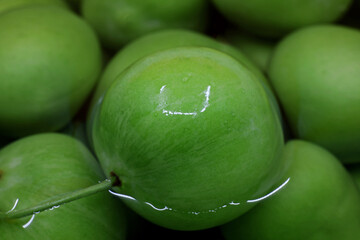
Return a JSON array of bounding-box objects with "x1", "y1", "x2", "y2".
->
[
  {"x1": 86, "y1": 29, "x2": 280, "y2": 148},
  {"x1": 222, "y1": 140, "x2": 360, "y2": 240},
  {"x1": 0, "y1": 6, "x2": 102, "y2": 138},
  {"x1": 212, "y1": 0, "x2": 352, "y2": 38},
  {"x1": 81, "y1": 0, "x2": 208, "y2": 49},
  {"x1": 269, "y1": 25, "x2": 360, "y2": 163},
  {"x1": 0, "y1": 133, "x2": 127, "y2": 239},
  {"x1": 92, "y1": 47, "x2": 284, "y2": 230}
]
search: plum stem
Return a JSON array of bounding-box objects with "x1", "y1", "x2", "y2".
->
[{"x1": 0, "y1": 177, "x2": 117, "y2": 220}]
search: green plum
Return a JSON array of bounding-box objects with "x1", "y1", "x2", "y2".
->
[
  {"x1": 0, "y1": 6, "x2": 102, "y2": 138},
  {"x1": 86, "y1": 29, "x2": 280, "y2": 148},
  {"x1": 269, "y1": 25, "x2": 360, "y2": 164},
  {"x1": 92, "y1": 47, "x2": 284, "y2": 230},
  {"x1": 211, "y1": 0, "x2": 353, "y2": 38},
  {"x1": 222, "y1": 140, "x2": 360, "y2": 240},
  {"x1": 219, "y1": 31, "x2": 276, "y2": 73},
  {"x1": 80, "y1": 0, "x2": 209, "y2": 49},
  {"x1": 0, "y1": 133, "x2": 127, "y2": 239},
  {"x1": 0, "y1": 0, "x2": 67, "y2": 14}
]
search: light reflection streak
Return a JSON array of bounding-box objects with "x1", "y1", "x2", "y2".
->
[
  {"x1": 7, "y1": 198, "x2": 19, "y2": 213},
  {"x1": 145, "y1": 202, "x2": 170, "y2": 211},
  {"x1": 247, "y1": 177, "x2": 291, "y2": 203},
  {"x1": 22, "y1": 214, "x2": 35, "y2": 229},
  {"x1": 108, "y1": 190, "x2": 136, "y2": 201},
  {"x1": 160, "y1": 85, "x2": 211, "y2": 116}
]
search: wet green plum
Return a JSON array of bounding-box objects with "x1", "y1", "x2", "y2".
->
[
  {"x1": 81, "y1": 0, "x2": 208, "y2": 49},
  {"x1": 0, "y1": 6, "x2": 102, "y2": 138},
  {"x1": 222, "y1": 140, "x2": 360, "y2": 240},
  {"x1": 92, "y1": 47, "x2": 284, "y2": 230},
  {"x1": 86, "y1": 29, "x2": 279, "y2": 148},
  {"x1": 0, "y1": 133, "x2": 127, "y2": 239},
  {"x1": 212, "y1": 0, "x2": 353, "y2": 38},
  {"x1": 0, "y1": 0, "x2": 67, "y2": 14},
  {"x1": 269, "y1": 25, "x2": 360, "y2": 163}
]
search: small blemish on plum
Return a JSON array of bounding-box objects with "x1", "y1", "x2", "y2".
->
[{"x1": 110, "y1": 171, "x2": 122, "y2": 187}]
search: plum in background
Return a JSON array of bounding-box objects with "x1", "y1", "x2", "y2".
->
[
  {"x1": 222, "y1": 140, "x2": 360, "y2": 240},
  {"x1": 0, "y1": 6, "x2": 102, "y2": 138},
  {"x1": 0, "y1": 133, "x2": 127, "y2": 240},
  {"x1": 0, "y1": 0, "x2": 67, "y2": 14},
  {"x1": 81, "y1": 0, "x2": 209, "y2": 50},
  {"x1": 211, "y1": 0, "x2": 353, "y2": 38},
  {"x1": 269, "y1": 25, "x2": 360, "y2": 164}
]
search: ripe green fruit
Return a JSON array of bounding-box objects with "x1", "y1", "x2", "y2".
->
[
  {"x1": 269, "y1": 25, "x2": 360, "y2": 163},
  {"x1": 212, "y1": 0, "x2": 352, "y2": 38},
  {"x1": 0, "y1": 0, "x2": 67, "y2": 14},
  {"x1": 222, "y1": 140, "x2": 360, "y2": 240},
  {"x1": 0, "y1": 6, "x2": 102, "y2": 138},
  {"x1": 92, "y1": 47, "x2": 284, "y2": 230},
  {"x1": 81, "y1": 0, "x2": 208, "y2": 49},
  {"x1": 86, "y1": 29, "x2": 280, "y2": 148},
  {"x1": 0, "y1": 133, "x2": 127, "y2": 239}
]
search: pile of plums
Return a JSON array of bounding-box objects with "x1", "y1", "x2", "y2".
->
[{"x1": 0, "y1": 0, "x2": 359, "y2": 239}]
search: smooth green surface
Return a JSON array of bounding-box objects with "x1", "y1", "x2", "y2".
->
[
  {"x1": 93, "y1": 47, "x2": 284, "y2": 230},
  {"x1": 269, "y1": 25, "x2": 360, "y2": 163},
  {"x1": 212, "y1": 0, "x2": 352, "y2": 38},
  {"x1": 81, "y1": 0, "x2": 208, "y2": 49},
  {"x1": 222, "y1": 140, "x2": 360, "y2": 240},
  {"x1": 0, "y1": 133, "x2": 127, "y2": 239},
  {"x1": 0, "y1": 0, "x2": 67, "y2": 14},
  {"x1": 0, "y1": 6, "x2": 102, "y2": 138},
  {"x1": 86, "y1": 29, "x2": 279, "y2": 148}
]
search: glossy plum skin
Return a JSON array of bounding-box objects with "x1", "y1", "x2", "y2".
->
[
  {"x1": 269, "y1": 25, "x2": 360, "y2": 163},
  {"x1": 86, "y1": 29, "x2": 280, "y2": 149},
  {"x1": 93, "y1": 47, "x2": 284, "y2": 230},
  {"x1": 0, "y1": 6, "x2": 102, "y2": 138},
  {"x1": 0, "y1": 133, "x2": 127, "y2": 240},
  {"x1": 222, "y1": 140, "x2": 360, "y2": 240}
]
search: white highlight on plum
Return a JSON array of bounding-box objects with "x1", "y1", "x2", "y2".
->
[
  {"x1": 108, "y1": 190, "x2": 136, "y2": 201},
  {"x1": 200, "y1": 86, "x2": 211, "y2": 113},
  {"x1": 160, "y1": 85, "x2": 166, "y2": 93},
  {"x1": 22, "y1": 214, "x2": 35, "y2": 229},
  {"x1": 49, "y1": 205, "x2": 60, "y2": 211},
  {"x1": 7, "y1": 198, "x2": 19, "y2": 213},
  {"x1": 229, "y1": 201, "x2": 240, "y2": 206},
  {"x1": 145, "y1": 202, "x2": 171, "y2": 211},
  {"x1": 159, "y1": 85, "x2": 211, "y2": 117},
  {"x1": 246, "y1": 177, "x2": 291, "y2": 203}
]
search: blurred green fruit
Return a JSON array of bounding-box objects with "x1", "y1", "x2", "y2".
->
[
  {"x1": 0, "y1": 133, "x2": 127, "y2": 239},
  {"x1": 81, "y1": 0, "x2": 209, "y2": 49},
  {"x1": 0, "y1": 6, "x2": 102, "y2": 138},
  {"x1": 269, "y1": 25, "x2": 360, "y2": 163},
  {"x1": 0, "y1": 0, "x2": 67, "y2": 14},
  {"x1": 222, "y1": 140, "x2": 360, "y2": 240},
  {"x1": 212, "y1": 0, "x2": 352, "y2": 38}
]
